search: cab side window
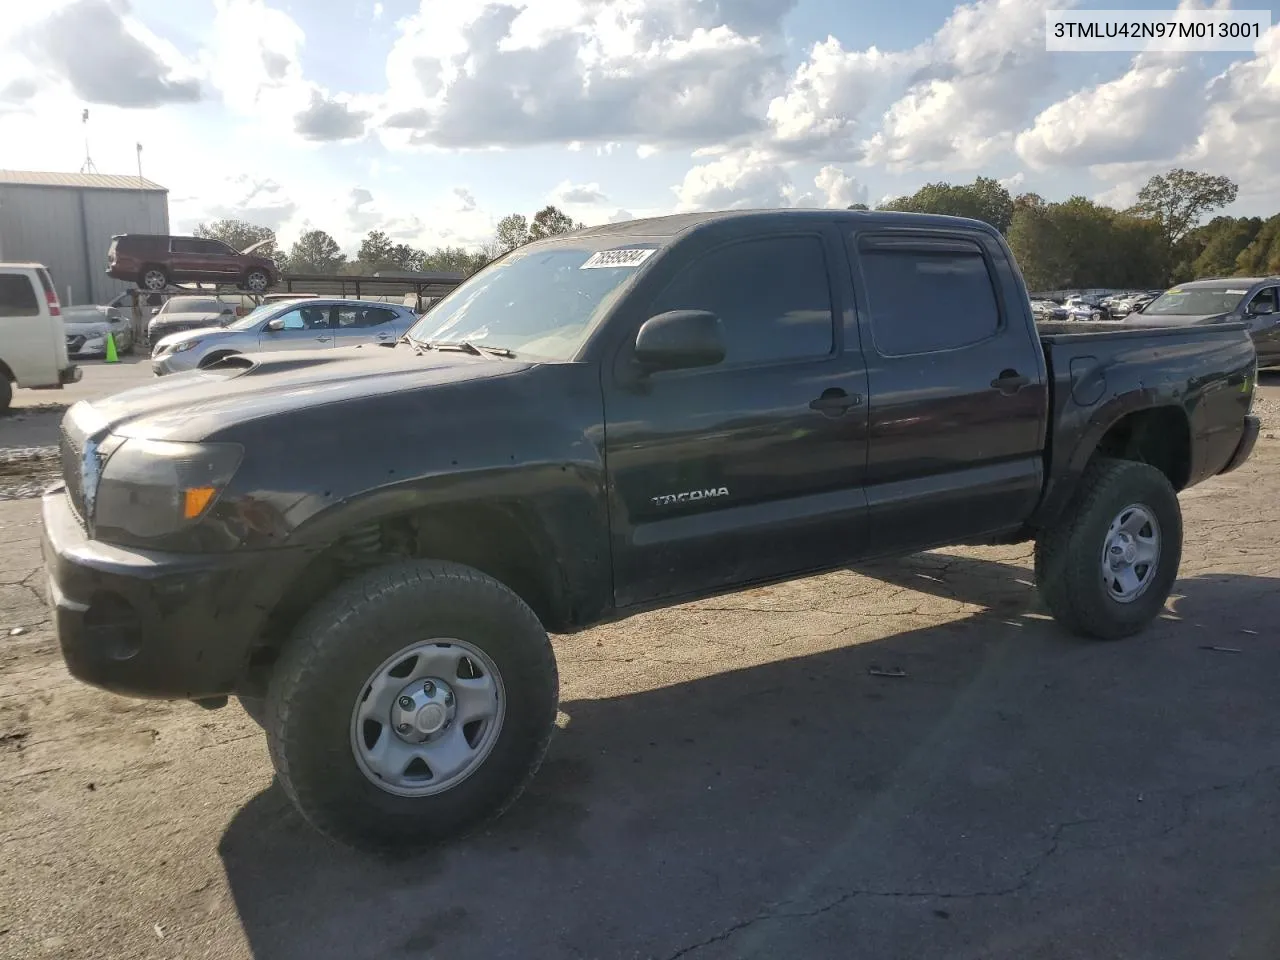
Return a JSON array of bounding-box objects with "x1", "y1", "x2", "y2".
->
[
  {"x1": 647, "y1": 236, "x2": 835, "y2": 366},
  {"x1": 857, "y1": 242, "x2": 1000, "y2": 356},
  {"x1": 1247, "y1": 288, "x2": 1278, "y2": 314}
]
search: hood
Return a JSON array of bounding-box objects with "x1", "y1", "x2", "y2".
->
[
  {"x1": 240, "y1": 239, "x2": 274, "y2": 256},
  {"x1": 84, "y1": 343, "x2": 532, "y2": 442},
  {"x1": 154, "y1": 325, "x2": 232, "y2": 349},
  {"x1": 150, "y1": 310, "x2": 231, "y2": 327}
]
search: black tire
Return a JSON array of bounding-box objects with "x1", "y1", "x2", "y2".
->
[
  {"x1": 139, "y1": 265, "x2": 168, "y2": 291},
  {"x1": 1035, "y1": 457, "x2": 1182, "y2": 640},
  {"x1": 0, "y1": 377, "x2": 11, "y2": 414},
  {"x1": 264, "y1": 560, "x2": 559, "y2": 851},
  {"x1": 242, "y1": 269, "x2": 272, "y2": 293}
]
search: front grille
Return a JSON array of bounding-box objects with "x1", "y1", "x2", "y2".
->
[
  {"x1": 60, "y1": 423, "x2": 86, "y2": 520},
  {"x1": 150, "y1": 321, "x2": 201, "y2": 340}
]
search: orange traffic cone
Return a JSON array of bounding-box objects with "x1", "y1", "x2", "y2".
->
[{"x1": 105, "y1": 333, "x2": 119, "y2": 363}]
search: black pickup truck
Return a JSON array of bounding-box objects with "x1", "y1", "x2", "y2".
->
[{"x1": 41, "y1": 210, "x2": 1260, "y2": 851}]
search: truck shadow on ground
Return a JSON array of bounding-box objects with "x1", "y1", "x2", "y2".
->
[{"x1": 218, "y1": 555, "x2": 1280, "y2": 960}]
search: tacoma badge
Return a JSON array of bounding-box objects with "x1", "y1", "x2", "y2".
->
[{"x1": 651, "y1": 487, "x2": 729, "y2": 507}]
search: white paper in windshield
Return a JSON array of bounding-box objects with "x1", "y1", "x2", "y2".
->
[
  {"x1": 580, "y1": 248, "x2": 656, "y2": 269},
  {"x1": 1226, "y1": 289, "x2": 1248, "y2": 294}
]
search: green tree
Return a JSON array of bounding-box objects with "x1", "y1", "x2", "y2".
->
[
  {"x1": 420, "y1": 245, "x2": 490, "y2": 275},
  {"x1": 494, "y1": 214, "x2": 530, "y2": 253},
  {"x1": 1007, "y1": 204, "x2": 1066, "y2": 290},
  {"x1": 879, "y1": 176, "x2": 1014, "y2": 233},
  {"x1": 1169, "y1": 216, "x2": 1262, "y2": 281},
  {"x1": 528, "y1": 204, "x2": 583, "y2": 240},
  {"x1": 846, "y1": 203, "x2": 869, "y2": 211},
  {"x1": 357, "y1": 229, "x2": 394, "y2": 269},
  {"x1": 1235, "y1": 214, "x2": 1280, "y2": 276},
  {"x1": 193, "y1": 218, "x2": 276, "y2": 253},
  {"x1": 1131, "y1": 168, "x2": 1239, "y2": 247},
  {"x1": 287, "y1": 229, "x2": 345, "y2": 273}
]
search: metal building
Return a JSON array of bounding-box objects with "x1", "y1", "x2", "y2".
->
[{"x1": 0, "y1": 170, "x2": 169, "y2": 307}]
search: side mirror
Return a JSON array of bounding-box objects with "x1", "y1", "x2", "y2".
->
[
  {"x1": 634, "y1": 310, "x2": 725, "y2": 371},
  {"x1": 265, "y1": 317, "x2": 285, "y2": 332}
]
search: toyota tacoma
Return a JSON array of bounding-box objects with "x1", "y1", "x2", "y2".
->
[{"x1": 41, "y1": 210, "x2": 1260, "y2": 851}]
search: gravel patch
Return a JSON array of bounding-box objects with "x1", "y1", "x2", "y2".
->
[{"x1": 0, "y1": 446, "x2": 60, "y2": 501}]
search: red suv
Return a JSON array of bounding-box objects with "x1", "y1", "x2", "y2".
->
[{"x1": 107, "y1": 234, "x2": 278, "y2": 293}]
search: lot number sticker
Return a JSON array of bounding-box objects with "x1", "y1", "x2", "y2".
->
[{"x1": 580, "y1": 248, "x2": 656, "y2": 269}]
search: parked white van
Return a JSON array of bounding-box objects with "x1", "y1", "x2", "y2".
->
[{"x1": 0, "y1": 263, "x2": 80, "y2": 412}]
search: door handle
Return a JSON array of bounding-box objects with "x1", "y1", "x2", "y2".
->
[
  {"x1": 991, "y1": 370, "x2": 1030, "y2": 394},
  {"x1": 809, "y1": 388, "x2": 863, "y2": 415},
  {"x1": 314, "y1": 336, "x2": 331, "y2": 343},
  {"x1": 377, "y1": 333, "x2": 391, "y2": 340}
]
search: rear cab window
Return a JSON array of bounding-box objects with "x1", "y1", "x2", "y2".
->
[
  {"x1": 852, "y1": 235, "x2": 1001, "y2": 356},
  {"x1": 0, "y1": 273, "x2": 40, "y2": 317}
]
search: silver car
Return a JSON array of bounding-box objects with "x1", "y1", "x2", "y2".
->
[
  {"x1": 62, "y1": 292, "x2": 136, "y2": 357},
  {"x1": 150, "y1": 298, "x2": 419, "y2": 375}
]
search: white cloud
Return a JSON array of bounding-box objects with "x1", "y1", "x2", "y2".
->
[
  {"x1": 2, "y1": 0, "x2": 201, "y2": 108},
  {"x1": 1179, "y1": 23, "x2": 1280, "y2": 205},
  {"x1": 814, "y1": 165, "x2": 867, "y2": 207},
  {"x1": 373, "y1": 2, "x2": 384, "y2": 20},
  {"x1": 375, "y1": 0, "x2": 794, "y2": 150},
  {"x1": 673, "y1": 149, "x2": 797, "y2": 211},
  {"x1": 553, "y1": 180, "x2": 608, "y2": 204},
  {"x1": 1016, "y1": 54, "x2": 1201, "y2": 169},
  {"x1": 860, "y1": 0, "x2": 1062, "y2": 170}
]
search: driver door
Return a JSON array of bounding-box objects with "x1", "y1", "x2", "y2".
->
[
  {"x1": 1245, "y1": 287, "x2": 1280, "y2": 368},
  {"x1": 258, "y1": 304, "x2": 336, "y2": 352}
]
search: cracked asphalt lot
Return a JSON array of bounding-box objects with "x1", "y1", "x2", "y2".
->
[{"x1": 2, "y1": 368, "x2": 1280, "y2": 959}]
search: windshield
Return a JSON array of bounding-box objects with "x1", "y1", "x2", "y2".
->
[
  {"x1": 159, "y1": 297, "x2": 224, "y2": 314},
  {"x1": 226, "y1": 303, "x2": 283, "y2": 330},
  {"x1": 406, "y1": 244, "x2": 655, "y2": 359},
  {"x1": 1143, "y1": 286, "x2": 1248, "y2": 316}
]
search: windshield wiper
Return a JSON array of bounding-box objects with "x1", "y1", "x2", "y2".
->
[{"x1": 426, "y1": 340, "x2": 516, "y2": 358}]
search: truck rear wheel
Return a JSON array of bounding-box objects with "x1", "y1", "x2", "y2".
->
[
  {"x1": 1034, "y1": 458, "x2": 1182, "y2": 639},
  {"x1": 264, "y1": 560, "x2": 559, "y2": 851}
]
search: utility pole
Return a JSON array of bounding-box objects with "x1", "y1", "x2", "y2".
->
[
  {"x1": 136, "y1": 142, "x2": 144, "y2": 185},
  {"x1": 80, "y1": 109, "x2": 99, "y2": 174}
]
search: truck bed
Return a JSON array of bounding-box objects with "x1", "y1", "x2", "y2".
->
[{"x1": 1036, "y1": 318, "x2": 1250, "y2": 343}]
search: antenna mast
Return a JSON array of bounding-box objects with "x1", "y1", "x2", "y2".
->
[{"x1": 79, "y1": 109, "x2": 99, "y2": 174}]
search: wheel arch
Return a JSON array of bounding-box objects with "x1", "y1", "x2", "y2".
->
[{"x1": 247, "y1": 499, "x2": 578, "y2": 677}]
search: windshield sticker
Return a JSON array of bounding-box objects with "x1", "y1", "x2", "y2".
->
[
  {"x1": 580, "y1": 248, "x2": 656, "y2": 269},
  {"x1": 1226, "y1": 289, "x2": 1248, "y2": 294}
]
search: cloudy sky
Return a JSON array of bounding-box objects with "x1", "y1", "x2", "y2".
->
[{"x1": 1, "y1": 0, "x2": 1277, "y2": 254}]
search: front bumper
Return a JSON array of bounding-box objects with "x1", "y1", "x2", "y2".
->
[
  {"x1": 41, "y1": 489, "x2": 309, "y2": 700},
  {"x1": 1219, "y1": 414, "x2": 1260, "y2": 475}
]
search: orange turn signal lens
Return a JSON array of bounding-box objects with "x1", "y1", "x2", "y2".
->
[{"x1": 182, "y1": 487, "x2": 217, "y2": 519}]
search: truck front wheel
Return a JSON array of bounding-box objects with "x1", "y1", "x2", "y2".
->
[
  {"x1": 264, "y1": 560, "x2": 559, "y2": 851},
  {"x1": 1034, "y1": 458, "x2": 1182, "y2": 640}
]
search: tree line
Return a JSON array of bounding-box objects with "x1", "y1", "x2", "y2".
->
[
  {"x1": 197, "y1": 169, "x2": 1279, "y2": 290},
  {"x1": 193, "y1": 204, "x2": 585, "y2": 278},
  {"x1": 867, "y1": 168, "x2": 1277, "y2": 290}
]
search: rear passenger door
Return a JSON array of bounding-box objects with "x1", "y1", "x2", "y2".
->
[
  {"x1": 846, "y1": 231, "x2": 1048, "y2": 554},
  {"x1": 333, "y1": 305, "x2": 401, "y2": 348},
  {"x1": 602, "y1": 229, "x2": 870, "y2": 607}
]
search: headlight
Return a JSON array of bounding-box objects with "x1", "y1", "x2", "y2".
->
[
  {"x1": 90, "y1": 437, "x2": 243, "y2": 542},
  {"x1": 172, "y1": 339, "x2": 201, "y2": 353}
]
